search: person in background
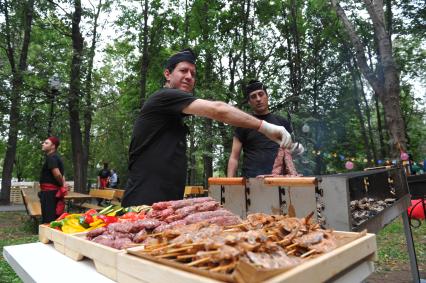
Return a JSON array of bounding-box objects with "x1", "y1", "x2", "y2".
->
[
  {"x1": 122, "y1": 48, "x2": 294, "y2": 207},
  {"x1": 109, "y1": 169, "x2": 119, "y2": 188},
  {"x1": 39, "y1": 136, "x2": 67, "y2": 224},
  {"x1": 227, "y1": 79, "x2": 304, "y2": 178},
  {"x1": 97, "y1": 163, "x2": 111, "y2": 189}
]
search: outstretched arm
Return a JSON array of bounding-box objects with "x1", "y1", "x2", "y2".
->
[
  {"x1": 183, "y1": 99, "x2": 292, "y2": 148},
  {"x1": 227, "y1": 137, "x2": 242, "y2": 177}
]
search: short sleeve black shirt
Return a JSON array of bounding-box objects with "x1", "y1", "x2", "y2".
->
[
  {"x1": 98, "y1": 169, "x2": 111, "y2": 178},
  {"x1": 235, "y1": 113, "x2": 292, "y2": 178},
  {"x1": 39, "y1": 152, "x2": 64, "y2": 186},
  {"x1": 122, "y1": 88, "x2": 197, "y2": 206}
]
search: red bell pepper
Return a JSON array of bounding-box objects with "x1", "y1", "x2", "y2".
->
[
  {"x1": 84, "y1": 209, "x2": 98, "y2": 216},
  {"x1": 97, "y1": 215, "x2": 118, "y2": 224},
  {"x1": 120, "y1": 212, "x2": 137, "y2": 220},
  {"x1": 83, "y1": 214, "x2": 94, "y2": 224},
  {"x1": 56, "y1": 212, "x2": 70, "y2": 221}
]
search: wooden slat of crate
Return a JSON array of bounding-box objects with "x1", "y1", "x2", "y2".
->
[
  {"x1": 119, "y1": 231, "x2": 376, "y2": 283},
  {"x1": 262, "y1": 232, "x2": 376, "y2": 283},
  {"x1": 65, "y1": 233, "x2": 125, "y2": 281},
  {"x1": 38, "y1": 224, "x2": 83, "y2": 259},
  {"x1": 10, "y1": 186, "x2": 24, "y2": 204},
  {"x1": 117, "y1": 253, "x2": 223, "y2": 283}
]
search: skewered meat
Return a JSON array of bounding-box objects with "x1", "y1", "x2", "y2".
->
[
  {"x1": 293, "y1": 230, "x2": 324, "y2": 247},
  {"x1": 245, "y1": 250, "x2": 301, "y2": 269},
  {"x1": 271, "y1": 148, "x2": 300, "y2": 176}
]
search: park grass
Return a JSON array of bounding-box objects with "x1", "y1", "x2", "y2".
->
[{"x1": 0, "y1": 211, "x2": 424, "y2": 281}]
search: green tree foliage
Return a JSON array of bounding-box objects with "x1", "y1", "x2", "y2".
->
[{"x1": 0, "y1": 0, "x2": 425, "y2": 197}]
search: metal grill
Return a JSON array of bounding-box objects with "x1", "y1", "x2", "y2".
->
[{"x1": 317, "y1": 167, "x2": 411, "y2": 233}]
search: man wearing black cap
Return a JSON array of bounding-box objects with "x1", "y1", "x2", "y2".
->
[
  {"x1": 122, "y1": 49, "x2": 294, "y2": 206},
  {"x1": 39, "y1": 136, "x2": 66, "y2": 223},
  {"x1": 227, "y1": 80, "x2": 304, "y2": 178}
]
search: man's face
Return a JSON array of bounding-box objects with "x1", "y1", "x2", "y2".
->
[
  {"x1": 41, "y1": 139, "x2": 55, "y2": 152},
  {"x1": 164, "y1": 61, "x2": 196, "y2": 93},
  {"x1": 248, "y1": 89, "x2": 269, "y2": 115}
]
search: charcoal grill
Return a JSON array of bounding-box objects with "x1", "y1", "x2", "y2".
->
[
  {"x1": 318, "y1": 167, "x2": 411, "y2": 233},
  {"x1": 208, "y1": 167, "x2": 423, "y2": 282}
]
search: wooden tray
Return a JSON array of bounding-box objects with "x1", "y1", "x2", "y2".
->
[
  {"x1": 38, "y1": 224, "x2": 82, "y2": 255},
  {"x1": 118, "y1": 231, "x2": 376, "y2": 283},
  {"x1": 65, "y1": 233, "x2": 125, "y2": 281}
]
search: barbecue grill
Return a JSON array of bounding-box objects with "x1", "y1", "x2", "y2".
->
[
  {"x1": 208, "y1": 167, "x2": 423, "y2": 283},
  {"x1": 317, "y1": 167, "x2": 411, "y2": 233}
]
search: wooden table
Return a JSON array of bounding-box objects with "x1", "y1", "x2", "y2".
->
[
  {"x1": 3, "y1": 242, "x2": 114, "y2": 283},
  {"x1": 64, "y1": 192, "x2": 93, "y2": 212}
]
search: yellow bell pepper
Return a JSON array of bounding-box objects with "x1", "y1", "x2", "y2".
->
[
  {"x1": 61, "y1": 218, "x2": 86, "y2": 233},
  {"x1": 89, "y1": 219, "x2": 104, "y2": 227},
  {"x1": 86, "y1": 223, "x2": 106, "y2": 231}
]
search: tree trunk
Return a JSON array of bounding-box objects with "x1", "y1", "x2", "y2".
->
[
  {"x1": 358, "y1": 73, "x2": 378, "y2": 164},
  {"x1": 68, "y1": 0, "x2": 85, "y2": 193},
  {"x1": 241, "y1": 0, "x2": 250, "y2": 78},
  {"x1": 83, "y1": 0, "x2": 102, "y2": 192},
  {"x1": 347, "y1": 56, "x2": 372, "y2": 165},
  {"x1": 200, "y1": 1, "x2": 214, "y2": 187},
  {"x1": 331, "y1": 0, "x2": 407, "y2": 156},
  {"x1": 0, "y1": 0, "x2": 35, "y2": 204},
  {"x1": 139, "y1": 0, "x2": 149, "y2": 107},
  {"x1": 289, "y1": 0, "x2": 302, "y2": 111},
  {"x1": 374, "y1": 93, "x2": 387, "y2": 159}
]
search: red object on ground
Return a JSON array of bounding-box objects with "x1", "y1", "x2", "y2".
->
[{"x1": 407, "y1": 199, "x2": 425, "y2": 219}]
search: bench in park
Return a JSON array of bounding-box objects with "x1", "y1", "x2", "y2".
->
[
  {"x1": 20, "y1": 188, "x2": 42, "y2": 226},
  {"x1": 76, "y1": 189, "x2": 116, "y2": 211}
]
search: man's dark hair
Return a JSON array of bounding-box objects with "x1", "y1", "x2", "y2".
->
[
  {"x1": 245, "y1": 79, "x2": 267, "y2": 97},
  {"x1": 165, "y1": 48, "x2": 197, "y2": 72}
]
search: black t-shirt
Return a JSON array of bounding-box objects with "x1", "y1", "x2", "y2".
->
[
  {"x1": 98, "y1": 169, "x2": 111, "y2": 179},
  {"x1": 235, "y1": 113, "x2": 292, "y2": 178},
  {"x1": 39, "y1": 152, "x2": 64, "y2": 186},
  {"x1": 122, "y1": 88, "x2": 197, "y2": 206}
]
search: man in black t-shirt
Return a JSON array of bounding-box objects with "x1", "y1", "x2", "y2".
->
[
  {"x1": 39, "y1": 136, "x2": 65, "y2": 223},
  {"x1": 122, "y1": 49, "x2": 295, "y2": 206},
  {"x1": 227, "y1": 80, "x2": 304, "y2": 178}
]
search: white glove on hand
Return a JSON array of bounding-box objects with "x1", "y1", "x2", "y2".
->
[
  {"x1": 258, "y1": 121, "x2": 292, "y2": 148},
  {"x1": 290, "y1": 142, "x2": 305, "y2": 155}
]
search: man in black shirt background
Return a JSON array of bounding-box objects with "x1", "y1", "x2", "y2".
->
[
  {"x1": 39, "y1": 136, "x2": 66, "y2": 223},
  {"x1": 122, "y1": 49, "x2": 295, "y2": 206},
  {"x1": 227, "y1": 80, "x2": 304, "y2": 178}
]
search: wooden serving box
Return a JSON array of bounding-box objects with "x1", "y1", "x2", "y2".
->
[
  {"x1": 118, "y1": 231, "x2": 376, "y2": 283},
  {"x1": 65, "y1": 233, "x2": 125, "y2": 281},
  {"x1": 38, "y1": 224, "x2": 82, "y2": 256},
  {"x1": 40, "y1": 224, "x2": 124, "y2": 280}
]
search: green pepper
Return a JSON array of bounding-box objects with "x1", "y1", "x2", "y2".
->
[{"x1": 50, "y1": 220, "x2": 64, "y2": 228}]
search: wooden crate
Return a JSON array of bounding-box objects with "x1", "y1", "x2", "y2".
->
[
  {"x1": 65, "y1": 233, "x2": 125, "y2": 281},
  {"x1": 10, "y1": 186, "x2": 23, "y2": 204},
  {"x1": 40, "y1": 224, "x2": 125, "y2": 280},
  {"x1": 38, "y1": 224, "x2": 83, "y2": 257},
  {"x1": 118, "y1": 231, "x2": 376, "y2": 283}
]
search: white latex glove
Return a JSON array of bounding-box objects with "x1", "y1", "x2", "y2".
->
[
  {"x1": 258, "y1": 120, "x2": 292, "y2": 148},
  {"x1": 290, "y1": 142, "x2": 305, "y2": 155}
]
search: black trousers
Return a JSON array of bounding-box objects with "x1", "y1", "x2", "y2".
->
[{"x1": 39, "y1": 190, "x2": 58, "y2": 224}]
